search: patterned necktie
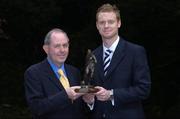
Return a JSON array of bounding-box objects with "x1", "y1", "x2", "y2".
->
[
  {"x1": 103, "y1": 49, "x2": 112, "y2": 75},
  {"x1": 58, "y1": 69, "x2": 70, "y2": 89}
]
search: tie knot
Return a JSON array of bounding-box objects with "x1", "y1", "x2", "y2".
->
[
  {"x1": 104, "y1": 49, "x2": 112, "y2": 58},
  {"x1": 58, "y1": 69, "x2": 64, "y2": 76},
  {"x1": 106, "y1": 49, "x2": 112, "y2": 54}
]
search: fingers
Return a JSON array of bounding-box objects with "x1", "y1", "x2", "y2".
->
[
  {"x1": 94, "y1": 86, "x2": 110, "y2": 101},
  {"x1": 71, "y1": 86, "x2": 81, "y2": 89},
  {"x1": 65, "y1": 87, "x2": 84, "y2": 100},
  {"x1": 95, "y1": 86, "x2": 105, "y2": 95},
  {"x1": 82, "y1": 93, "x2": 95, "y2": 104},
  {"x1": 65, "y1": 86, "x2": 110, "y2": 102}
]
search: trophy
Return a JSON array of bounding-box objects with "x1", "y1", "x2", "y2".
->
[{"x1": 75, "y1": 49, "x2": 99, "y2": 93}]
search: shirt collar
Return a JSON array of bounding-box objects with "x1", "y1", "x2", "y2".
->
[
  {"x1": 103, "y1": 36, "x2": 120, "y2": 53},
  {"x1": 47, "y1": 57, "x2": 65, "y2": 73}
]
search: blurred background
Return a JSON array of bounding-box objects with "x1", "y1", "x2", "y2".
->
[{"x1": 0, "y1": 0, "x2": 179, "y2": 118}]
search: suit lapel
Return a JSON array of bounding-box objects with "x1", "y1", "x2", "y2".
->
[
  {"x1": 42, "y1": 59, "x2": 64, "y2": 90},
  {"x1": 105, "y1": 39, "x2": 126, "y2": 79},
  {"x1": 95, "y1": 46, "x2": 105, "y2": 82},
  {"x1": 64, "y1": 64, "x2": 75, "y2": 86}
]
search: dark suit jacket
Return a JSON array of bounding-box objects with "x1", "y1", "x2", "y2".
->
[
  {"x1": 24, "y1": 59, "x2": 86, "y2": 119},
  {"x1": 91, "y1": 38, "x2": 151, "y2": 119}
]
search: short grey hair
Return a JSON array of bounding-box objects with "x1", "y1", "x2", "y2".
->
[{"x1": 44, "y1": 28, "x2": 68, "y2": 45}]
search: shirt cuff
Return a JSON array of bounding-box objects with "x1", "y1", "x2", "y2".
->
[{"x1": 110, "y1": 89, "x2": 114, "y2": 106}]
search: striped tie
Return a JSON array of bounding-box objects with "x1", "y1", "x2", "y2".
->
[{"x1": 103, "y1": 49, "x2": 112, "y2": 75}]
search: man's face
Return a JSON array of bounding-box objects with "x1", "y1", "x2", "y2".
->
[
  {"x1": 43, "y1": 32, "x2": 69, "y2": 67},
  {"x1": 96, "y1": 11, "x2": 121, "y2": 40}
]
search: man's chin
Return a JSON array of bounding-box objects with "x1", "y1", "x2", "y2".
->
[
  {"x1": 103, "y1": 35, "x2": 113, "y2": 39},
  {"x1": 58, "y1": 59, "x2": 66, "y2": 63}
]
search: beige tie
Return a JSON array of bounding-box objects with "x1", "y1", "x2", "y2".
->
[{"x1": 58, "y1": 69, "x2": 70, "y2": 89}]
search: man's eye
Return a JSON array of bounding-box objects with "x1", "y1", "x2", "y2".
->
[
  {"x1": 99, "y1": 21, "x2": 105, "y2": 25},
  {"x1": 55, "y1": 45, "x2": 60, "y2": 48},
  {"x1": 63, "y1": 44, "x2": 69, "y2": 48},
  {"x1": 108, "y1": 21, "x2": 114, "y2": 24}
]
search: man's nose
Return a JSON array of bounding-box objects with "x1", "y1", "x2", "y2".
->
[
  {"x1": 104, "y1": 22, "x2": 109, "y2": 27},
  {"x1": 59, "y1": 46, "x2": 65, "y2": 52}
]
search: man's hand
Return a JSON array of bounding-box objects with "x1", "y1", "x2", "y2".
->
[
  {"x1": 82, "y1": 93, "x2": 95, "y2": 104},
  {"x1": 65, "y1": 86, "x2": 84, "y2": 100},
  {"x1": 95, "y1": 86, "x2": 111, "y2": 101}
]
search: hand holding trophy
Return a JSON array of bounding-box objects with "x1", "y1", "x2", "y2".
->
[{"x1": 75, "y1": 49, "x2": 99, "y2": 93}]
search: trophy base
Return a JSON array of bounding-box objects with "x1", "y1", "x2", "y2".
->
[{"x1": 74, "y1": 85, "x2": 99, "y2": 93}]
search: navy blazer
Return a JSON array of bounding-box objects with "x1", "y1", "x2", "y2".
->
[
  {"x1": 91, "y1": 38, "x2": 151, "y2": 119},
  {"x1": 24, "y1": 59, "x2": 86, "y2": 119}
]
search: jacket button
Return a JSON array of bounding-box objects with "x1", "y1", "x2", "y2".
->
[{"x1": 103, "y1": 113, "x2": 106, "y2": 118}]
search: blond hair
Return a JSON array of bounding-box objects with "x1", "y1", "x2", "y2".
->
[{"x1": 96, "y1": 3, "x2": 121, "y2": 21}]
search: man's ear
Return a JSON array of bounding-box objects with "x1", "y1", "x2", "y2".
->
[
  {"x1": 96, "y1": 21, "x2": 99, "y2": 30},
  {"x1": 118, "y1": 20, "x2": 121, "y2": 28},
  {"x1": 43, "y1": 45, "x2": 48, "y2": 54}
]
